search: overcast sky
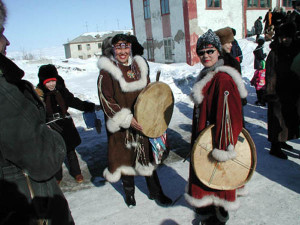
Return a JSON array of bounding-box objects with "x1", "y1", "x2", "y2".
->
[{"x1": 3, "y1": 0, "x2": 133, "y2": 52}]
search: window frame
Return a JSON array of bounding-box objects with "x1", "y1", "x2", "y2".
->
[
  {"x1": 282, "y1": 0, "x2": 293, "y2": 8},
  {"x1": 86, "y1": 43, "x2": 91, "y2": 51},
  {"x1": 163, "y1": 37, "x2": 173, "y2": 62},
  {"x1": 143, "y1": 0, "x2": 151, "y2": 19},
  {"x1": 206, "y1": 0, "x2": 222, "y2": 10},
  {"x1": 146, "y1": 39, "x2": 154, "y2": 61},
  {"x1": 247, "y1": 0, "x2": 271, "y2": 9},
  {"x1": 98, "y1": 42, "x2": 102, "y2": 49},
  {"x1": 161, "y1": 0, "x2": 170, "y2": 15},
  {"x1": 78, "y1": 44, "x2": 82, "y2": 51}
]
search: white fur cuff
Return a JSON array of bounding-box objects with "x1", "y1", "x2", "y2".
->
[
  {"x1": 211, "y1": 144, "x2": 236, "y2": 162},
  {"x1": 106, "y1": 108, "x2": 132, "y2": 133}
]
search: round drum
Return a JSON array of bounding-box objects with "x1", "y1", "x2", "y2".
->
[
  {"x1": 191, "y1": 124, "x2": 257, "y2": 190},
  {"x1": 134, "y1": 82, "x2": 174, "y2": 138}
]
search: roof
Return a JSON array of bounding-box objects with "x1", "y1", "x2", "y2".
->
[{"x1": 65, "y1": 30, "x2": 133, "y2": 44}]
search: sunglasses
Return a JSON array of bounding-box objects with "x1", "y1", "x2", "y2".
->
[
  {"x1": 198, "y1": 49, "x2": 216, "y2": 56},
  {"x1": 113, "y1": 43, "x2": 131, "y2": 49}
]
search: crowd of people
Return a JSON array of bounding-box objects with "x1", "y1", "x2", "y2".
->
[{"x1": 1, "y1": 0, "x2": 300, "y2": 224}]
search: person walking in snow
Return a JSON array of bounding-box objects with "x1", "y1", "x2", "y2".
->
[
  {"x1": 230, "y1": 28, "x2": 243, "y2": 64},
  {"x1": 36, "y1": 64, "x2": 96, "y2": 184},
  {"x1": 97, "y1": 34, "x2": 172, "y2": 208},
  {"x1": 186, "y1": 29, "x2": 248, "y2": 225},
  {"x1": 254, "y1": 16, "x2": 263, "y2": 42},
  {"x1": 265, "y1": 22, "x2": 300, "y2": 160},
  {"x1": 0, "y1": 1, "x2": 74, "y2": 223}
]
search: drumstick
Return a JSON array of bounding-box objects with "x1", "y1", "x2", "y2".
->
[{"x1": 156, "y1": 70, "x2": 161, "y2": 82}]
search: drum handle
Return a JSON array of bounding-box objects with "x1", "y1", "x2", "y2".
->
[
  {"x1": 219, "y1": 91, "x2": 234, "y2": 149},
  {"x1": 156, "y1": 70, "x2": 161, "y2": 82}
]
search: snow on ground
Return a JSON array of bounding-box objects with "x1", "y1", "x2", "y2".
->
[{"x1": 7, "y1": 37, "x2": 300, "y2": 225}]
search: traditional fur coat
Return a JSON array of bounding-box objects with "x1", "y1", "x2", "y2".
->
[
  {"x1": 185, "y1": 63, "x2": 248, "y2": 211},
  {"x1": 97, "y1": 55, "x2": 156, "y2": 183}
]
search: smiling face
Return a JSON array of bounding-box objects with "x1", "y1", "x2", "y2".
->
[
  {"x1": 0, "y1": 27, "x2": 10, "y2": 55},
  {"x1": 44, "y1": 80, "x2": 57, "y2": 91},
  {"x1": 222, "y1": 42, "x2": 232, "y2": 53},
  {"x1": 113, "y1": 41, "x2": 131, "y2": 64},
  {"x1": 198, "y1": 46, "x2": 220, "y2": 68}
]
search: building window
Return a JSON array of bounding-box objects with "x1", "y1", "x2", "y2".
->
[
  {"x1": 98, "y1": 43, "x2": 102, "y2": 49},
  {"x1": 161, "y1": 0, "x2": 170, "y2": 15},
  {"x1": 247, "y1": 0, "x2": 271, "y2": 8},
  {"x1": 206, "y1": 0, "x2": 221, "y2": 8},
  {"x1": 78, "y1": 45, "x2": 82, "y2": 51},
  {"x1": 164, "y1": 38, "x2": 173, "y2": 61},
  {"x1": 146, "y1": 39, "x2": 154, "y2": 61},
  {"x1": 282, "y1": 0, "x2": 292, "y2": 7},
  {"x1": 88, "y1": 55, "x2": 91, "y2": 58},
  {"x1": 79, "y1": 56, "x2": 83, "y2": 59},
  {"x1": 144, "y1": 0, "x2": 151, "y2": 19},
  {"x1": 87, "y1": 44, "x2": 91, "y2": 51}
]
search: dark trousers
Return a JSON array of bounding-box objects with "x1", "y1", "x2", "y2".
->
[
  {"x1": 55, "y1": 150, "x2": 81, "y2": 181},
  {"x1": 256, "y1": 89, "x2": 266, "y2": 104},
  {"x1": 121, "y1": 170, "x2": 163, "y2": 197}
]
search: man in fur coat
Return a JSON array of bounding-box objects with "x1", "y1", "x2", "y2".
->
[
  {"x1": 0, "y1": 1, "x2": 74, "y2": 224},
  {"x1": 265, "y1": 22, "x2": 300, "y2": 159},
  {"x1": 97, "y1": 34, "x2": 172, "y2": 208},
  {"x1": 185, "y1": 29, "x2": 248, "y2": 225}
]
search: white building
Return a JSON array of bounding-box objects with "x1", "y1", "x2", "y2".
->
[
  {"x1": 130, "y1": 0, "x2": 294, "y2": 65},
  {"x1": 63, "y1": 30, "x2": 132, "y2": 59}
]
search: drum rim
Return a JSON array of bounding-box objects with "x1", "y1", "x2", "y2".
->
[{"x1": 191, "y1": 124, "x2": 257, "y2": 190}]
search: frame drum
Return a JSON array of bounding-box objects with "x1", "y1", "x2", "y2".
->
[
  {"x1": 134, "y1": 82, "x2": 174, "y2": 138},
  {"x1": 191, "y1": 124, "x2": 257, "y2": 190}
]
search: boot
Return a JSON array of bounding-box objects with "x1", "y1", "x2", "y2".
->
[
  {"x1": 280, "y1": 142, "x2": 293, "y2": 150},
  {"x1": 121, "y1": 175, "x2": 136, "y2": 208},
  {"x1": 270, "y1": 142, "x2": 287, "y2": 160},
  {"x1": 146, "y1": 171, "x2": 172, "y2": 207}
]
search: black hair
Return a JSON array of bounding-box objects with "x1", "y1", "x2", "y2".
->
[
  {"x1": 128, "y1": 35, "x2": 144, "y2": 56},
  {"x1": 111, "y1": 34, "x2": 131, "y2": 45}
]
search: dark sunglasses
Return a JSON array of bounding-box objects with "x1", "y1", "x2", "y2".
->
[
  {"x1": 113, "y1": 43, "x2": 131, "y2": 49},
  {"x1": 198, "y1": 49, "x2": 216, "y2": 56}
]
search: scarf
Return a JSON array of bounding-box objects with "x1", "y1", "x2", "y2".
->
[{"x1": 44, "y1": 90, "x2": 67, "y2": 117}]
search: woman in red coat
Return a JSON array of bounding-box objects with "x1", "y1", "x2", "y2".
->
[{"x1": 185, "y1": 29, "x2": 248, "y2": 225}]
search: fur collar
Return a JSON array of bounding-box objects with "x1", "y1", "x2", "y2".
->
[
  {"x1": 97, "y1": 55, "x2": 148, "y2": 92},
  {"x1": 190, "y1": 65, "x2": 248, "y2": 105}
]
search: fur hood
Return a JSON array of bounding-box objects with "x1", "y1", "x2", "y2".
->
[
  {"x1": 190, "y1": 65, "x2": 248, "y2": 105},
  {"x1": 97, "y1": 55, "x2": 149, "y2": 92}
]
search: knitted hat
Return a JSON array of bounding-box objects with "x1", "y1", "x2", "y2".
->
[
  {"x1": 0, "y1": 0, "x2": 7, "y2": 29},
  {"x1": 196, "y1": 29, "x2": 222, "y2": 56},
  {"x1": 38, "y1": 64, "x2": 59, "y2": 85},
  {"x1": 215, "y1": 27, "x2": 234, "y2": 45}
]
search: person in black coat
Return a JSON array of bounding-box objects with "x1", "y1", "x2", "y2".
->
[
  {"x1": 253, "y1": 38, "x2": 267, "y2": 70},
  {"x1": 36, "y1": 64, "x2": 96, "y2": 184},
  {"x1": 254, "y1": 16, "x2": 263, "y2": 42},
  {"x1": 0, "y1": 1, "x2": 74, "y2": 223},
  {"x1": 230, "y1": 28, "x2": 243, "y2": 63}
]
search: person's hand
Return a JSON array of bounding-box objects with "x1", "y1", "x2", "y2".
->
[{"x1": 130, "y1": 117, "x2": 143, "y2": 131}]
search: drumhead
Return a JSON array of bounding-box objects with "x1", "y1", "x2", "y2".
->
[
  {"x1": 191, "y1": 124, "x2": 257, "y2": 190},
  {"x1": 134, "y1": 82, "x2": 174, "y2": 138}
]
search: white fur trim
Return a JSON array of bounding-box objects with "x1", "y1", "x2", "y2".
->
[
  {"x1": 97, "y1": 55, "x2": 148, "y2": 92},
  {"x1": 106, "y1": 108, "x2": 133, "y2": 133},
  {"x1": 236, "y1": 185, "x2": 249, "y2": 197},
  {"x1": 190, "y1": 65, "x2": 247, "y2": 105},
  {"x1": 184, "y1": 193, "x2": 240, "y2": 211},
  {"x1": 211, "y1": 144, "x2": 237, "y2": 162},
  {"x1": 103, "y1": 163, "x2": 156, "y2": 183}
]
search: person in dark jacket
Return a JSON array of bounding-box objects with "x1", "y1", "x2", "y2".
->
[
  {"x1": 263, "y1": 9, "x2": 273, "y2": 33},
  {"x1": 0, "y1": 1, "x2": 74, "y2": 224},
  {"x1": 36, "y1": 64, "x2": 96, "y2": 184},
  {"x1": 254, "y1": 16, "x2": 263, "y2": 42},
  {"x1": 230, "y1": 28, "x2": 243, "y2": 63},
  {"x1": 265, "y1": 22, "x2": 300, "y2": 160},
  {"x1": 253, "y1": 38, "x2": 267, "y2": 70}
]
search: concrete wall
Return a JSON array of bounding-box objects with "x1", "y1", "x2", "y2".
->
[{"x1": 68, "y1": 42, "x2": 101, "y2": 59}]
